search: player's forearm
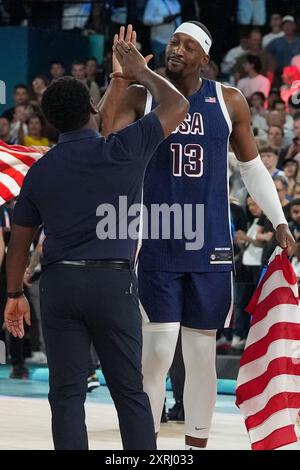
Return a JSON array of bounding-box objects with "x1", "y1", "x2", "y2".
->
[
  {"x1": 6, "y1": 244, "x2": 29, "y2": 292},
  {"x1": 98, "y1": 78, "x2": 130, "y2": 137},
  {"x1": 238, "y1": 156, "x2": 287, "y2": 229}
]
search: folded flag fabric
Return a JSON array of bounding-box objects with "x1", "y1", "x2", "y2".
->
[
  {"x1": 236, "y1": 248, "x2": 300, "y2": 450},
  {"x1": 0, "y1": 140, "x2": 46, "y2": 206}
]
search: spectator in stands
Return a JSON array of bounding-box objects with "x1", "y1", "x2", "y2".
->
[
  {"x1": 1, "y1": 84, "x2": 29, "y2": 122},
  {"x1": 267, "y1": 15, "x2": 300, "y2": 85},
  {"x1": 289, "y1": 199, "x2": 300, "y2": 241},
  {"x1": 237, "y1": 54, "x2": 270, "y2": 98},
  {"x1": 143, "y1": 0, "x2": 181, "y2": 67},
  {"x1": 233, "y1": 196, "x2": 264, "y2": 350},
  {"x1": 282, "y1": 158, "x2": 299, "y2": 196},
  {"x1": 237, "y1": 0, "x2": 266, "y2": 26},
  {"x1": 260, "y1": 145, "x2": 284, "y2": 177},
  {"x1": 267, "y1": 87, "x2": 281, "y2": 110},
  {"x1": 267, "y1": 125, "x2": 288, "y2": 165},
  {"x1": 86, "y1": 57, "x2": 103, "y2": 88},
  {"x1": 19, "y1": 114, "x2": 49, "y2": 147},
  {"x1": 274, "y1": 174, "x2": 291, "y2": 207},
  {"x1": 289, "y1": 201, "x2": 300, "y2": 281},
  {"x1": 257, "y1": 174, "x2": 291, "y2": 267},
  {"x1": 71, "y1": 60, "x2": 101, "y2": 105},
  {"x1": 293, "y1": 181, "x2": 300, "y2": 199},
  {"x1": 50, "y1": 60, "x2": 65, "y2": 81},
  {"x1": 220, "y1": 32, "x2": 248, "y2": 78},
  {"x1": 262, "y1": 13, "x2": 284, "y2": 47},
  {"x1": 0, "y1": 116, "x2": 12, "y2": 143},
  {"x1": 31, "y1": 75, "x2": 48, "y2": 105},
  {"x1": 233, "y1": 29, "x2": 274, "y2": 84},
  {"x1": 202, "y1": 61, "x2": 219, "y2": 81},
  {"x1": 250, "y1": 91, "x2": 268, "y2": 137},
  {"x1": 274, "y1": 98, "x2": 294, "y2": 142},
  {"x1": 284, "y1": 113, "x2": 300, "y2": 162},
  {"x1": 10, "y1": 104, "x2": 28, "y2": 144},
  {"x1": 288, "y1": 94, "x2": 300, "y2": 117},
  {"x1": 280, "y1": 65, "x2": 300, "y2": 106}
]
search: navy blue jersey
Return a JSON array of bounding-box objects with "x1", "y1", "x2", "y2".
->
[{"x1": 139, "y1": 79, "x2": 234, "y2": 272}]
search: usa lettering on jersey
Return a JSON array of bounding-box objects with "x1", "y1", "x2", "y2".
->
[{"x1": 171, "y1": 112, "x2": 204, "y2": 135}]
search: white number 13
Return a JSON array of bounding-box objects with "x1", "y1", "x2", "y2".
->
[{"x1": 171, "y1": 143, "x2": 203, "y2": 177}]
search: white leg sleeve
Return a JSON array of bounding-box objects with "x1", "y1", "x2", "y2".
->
[
  {"x1": 142, "y1": 322, "x2": 180, "y2": 433},
  {"x1": 182, "y1": 327, "x2": 217, "y2": 439}
]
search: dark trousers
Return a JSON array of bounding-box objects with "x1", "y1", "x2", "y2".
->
[{"x1": 39, "y1": 263, "x2": 156, "y2": 450}]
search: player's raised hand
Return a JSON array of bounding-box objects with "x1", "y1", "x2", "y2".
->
[
  {"x1": 112, "y1": 25, "x2": 136, "y2": 77},
  {"x1": 113, "y1": 40, "x2": 150, "y2": 82},
  {"x1": 111, "y1": 25, "x2": 153, "y2": 81}
]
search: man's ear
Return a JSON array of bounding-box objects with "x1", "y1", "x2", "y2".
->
[
  {"x1": 202, "y1": 54, "x2": 210, "y2": 67},
  {"x1": 90, "y1": 100, "x2": 98, "y2": 115}
]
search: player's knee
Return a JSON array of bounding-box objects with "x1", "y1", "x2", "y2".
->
[
  {"x1": 154, "y1": 343, "x2": 175, "y2": 369},
  {"x1": 182, "y1": 328, "x2": 217, "y2": 369}
]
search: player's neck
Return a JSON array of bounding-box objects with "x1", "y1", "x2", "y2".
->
[{"x1": 171, "y1": 76, "x2": 203, "y2": 98}]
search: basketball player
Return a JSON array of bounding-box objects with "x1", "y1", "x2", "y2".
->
[{"x1": 102, "y1": 23, "x2": 295, "y2": 449}]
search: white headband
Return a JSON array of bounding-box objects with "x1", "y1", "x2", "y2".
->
[{"x1": 174, "y1": 22, "x2": 212, "y2": 55}]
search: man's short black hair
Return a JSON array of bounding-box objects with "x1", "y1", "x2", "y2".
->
[
  {"x1": 50, "y1": 60, "x2": 65, "y2": 67},
  {"x1": 251, "y1": 91, "x2": 265, "y2": 102},
  {"x1": 273, "y1": 98, "x2": 286, "y2": 108},
  {"x1": 245, "y1": 54, "x2": 262, "y2": 73},
  {"x1": 187, "y1": 21, "x2": 212, "y2": 41},
  {"x1": 14, "y1": 84, "x2": 28, "y2": 92},
  {"x1": 289, "y1": 198, "x2": 300, "y2": 208},
  {"x1": 72, "y1": 60, "x2": 85, "y2": 67},
  {"x1": 41, "y1": 76, "x2": 91, "y2": 133}
]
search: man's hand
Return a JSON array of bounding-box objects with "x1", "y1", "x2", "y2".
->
[
  {"x1": 112, "y1": 24, "x2": 136, "y2": 78},
  {"x1": 113, "y1": 40, "x2": 149, "y2": 83},
  {"x1": 4, "y1": 296, "x2": 31, "y2": 338},
  {"x1": 275, "y1": 224, "x2": 296, "y2": 256},
  {"x1": 111, "y1": 24, "x2": 153, "y2": 81}
]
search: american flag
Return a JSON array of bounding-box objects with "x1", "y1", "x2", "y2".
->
[
  {"x1": 204, "y1": 96, "x2": 217, "y2": 103},
  {"x1": 0, "y1": 140, "x2": 45, "y2": 206},
  {"x1": 236, "y1": 248, "x2": 300, "y2": 450}
]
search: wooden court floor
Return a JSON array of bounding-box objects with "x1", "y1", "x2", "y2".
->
[{"x1": 1, "y1": 393, "x2": 299, "y2": 450}]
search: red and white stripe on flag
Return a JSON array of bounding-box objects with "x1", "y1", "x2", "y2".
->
[
  {"x1": 236, "y1": 248, "x2": 300, "y2": 450},
  {"x1": 0, "y1": 139, "x2": 44, "y2": 206}
]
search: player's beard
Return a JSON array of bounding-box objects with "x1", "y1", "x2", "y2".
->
[{"x1": 165, "y1": 65, "x2": 184, "y2": 82}]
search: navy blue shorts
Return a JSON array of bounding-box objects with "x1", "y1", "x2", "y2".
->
[{"x1": 138, "y1": 267, "x2": 233, "y2": 330}]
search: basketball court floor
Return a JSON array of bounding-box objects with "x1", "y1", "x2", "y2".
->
[{"x1": 0, "y1": 374, "x2": 299, "y2": 450}]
